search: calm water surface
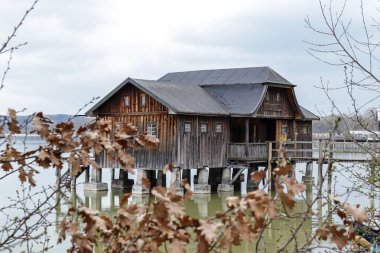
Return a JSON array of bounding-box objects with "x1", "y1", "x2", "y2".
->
[{"x1": 0, "y1": 138, "x2": 378, "y2": 252}]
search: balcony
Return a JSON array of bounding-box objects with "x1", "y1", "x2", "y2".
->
[{"x1": 227, "y1": 143, "x2": 268, "y2": 161}]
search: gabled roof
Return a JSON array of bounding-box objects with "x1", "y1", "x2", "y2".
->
[
  {"x1": 132, "y1": 79, "x2": 228, "y2": 115},
  {"x1": 300, "y1": 106, "x2": 319, "y2": 120},
  {"x1": 158, "y1": 67, "x2": 294, "y2": 87},
  {"x1": 202, "y1": 84, "x2": 267, "y2": 116},
  {"x1": 85, "y1": 67, "x2": 317, "y2": 120},
  {"x1": 85, "y1": 78, "x2": 228, "y2": 116}
]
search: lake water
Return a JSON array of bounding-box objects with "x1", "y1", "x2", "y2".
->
[{"x1": 0, "y1": 138, "x2": 378, "y2": 252}]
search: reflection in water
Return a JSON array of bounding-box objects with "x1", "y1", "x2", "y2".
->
[
  {"x1": 58, "y1": 188, "x2": 314, "y2": 253},
  {"x1": 8, "y1": 138, "x2": 379, "y2": 252},
  {"x1": 193, "y1": 194, "x2": 211, "y2": 218}
]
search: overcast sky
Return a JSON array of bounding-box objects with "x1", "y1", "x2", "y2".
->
[{"x1": 0, "y1": 0, "x2": 379, "y2": 116}]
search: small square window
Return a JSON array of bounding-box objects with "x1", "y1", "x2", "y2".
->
[
  {"x1": 146, "y1": 122, "x2": 157, "y2": 137},
  {"x1": 184, "y1": 122, "x2": 192, "y2": 133},
  {"x1": 200, "y1": 123, "x2": 208, "y2": 133},
  {"x1": 215, "y1": 123, "x2": 223, "y2": 133},
  {"x1": 124, "y1": 96, "x2": 129, "y2": 107},
  {"x1": 140, "y1": 94, "x2": 146, "y2": 107}
]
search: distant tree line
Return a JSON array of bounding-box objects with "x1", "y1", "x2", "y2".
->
[{"x1": 313, "y1": 108, "x2": 379, "y2": 133}]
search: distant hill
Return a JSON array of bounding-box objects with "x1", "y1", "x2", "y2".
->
[
  {"x1": 4, "y1": 114, "x2": 94, "y2": 133},
  {"x1": 312, "y1": 108, "x2": 379, "y2": 133}
]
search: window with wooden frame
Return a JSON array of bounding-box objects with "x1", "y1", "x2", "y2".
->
[
  {"x1": 146, "y1": 122, "x2": 157, "y2": 137},
  {"x1": 215, "y1": 123, "x2": 223, "y2": 133},
  {"x1": 200, "y1": 122, "x2": 208, "y2": 133},
  {"x1": 124, "y1": 96, "x2": 130, "y2": 107},
  {"x1": 266, "y1": 92, "x2": 270, "y2": 101},
  {"x1": 184, "y1": 122, "x2": 192, "y2": 133},
  {"x1": 281, "y1": 125, "x2": 288, "y2": 135},
  {"x1": 302, "y1": 125, "x2": 309, "y2": 135},
  {"x1": 276, "y1": 92, "x2": 281, "y2": 102},
  {"x1": 140, "y1": 94, "x2": 147, "y2": 107}
]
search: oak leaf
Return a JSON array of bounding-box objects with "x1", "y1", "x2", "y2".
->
[
  {"x1": 343, "y1": 203, "x2": 369, "y2": 223},
  {"x1": 250, "y1": 170, "x2": 266, "y2": 183},
  {"x1": 330, "y1": 226, "x2": 348, "y2": 250},
  {"x1": 198, "y1": 220, "x2": 222, "y2": 244},
  {"x1": 315, "y1": 227, "x2": 329, "y2": 240}
]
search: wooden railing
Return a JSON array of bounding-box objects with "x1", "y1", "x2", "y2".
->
[
  {"x1": 271, "y1": 141, "x2": 313, "y2": 160},
  {"x1": 227, "y1": 143, "x2": 267, "y2": 161}
]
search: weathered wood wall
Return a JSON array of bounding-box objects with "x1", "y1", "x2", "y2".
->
[
  {"x1": 296, "y1": 121, "x2": 312, "y2": 142},
  {"x1": 177, "y1": 116, "x2": 229, "y2": 169},
  {"x1": 95, "y1": 84, "x2": 177, "y2": 169},
  {"x1": 256, "y1": 87, "x2": 299, "y2": 118}
]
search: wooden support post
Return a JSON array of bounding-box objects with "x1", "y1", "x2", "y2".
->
[
  {"x1": 70, "y1": 166, "x2": 76, "y2": 190},
  {"x1": 85, "y1": 166, "x2": 90, "y2": 183},
  {"x1": 317, "y1": 141, "x2": 324, "y2": 198},
  {"x1": 55, "y1": 168, "x2": 61, "y2": 189},
  {"x1": 302, "y1": 161, "x2": 313, "y2": 184},
  {"x1": 327, "y1": 160, "x2": 333, "y2": 224},
  {"x1": 111, "y1": 168, "x2": 115, "y2": 181},
  {"x1": 370, "y1": 164, "x2": 375, "y2": 212},
  {"x1": 70, "y1": 176, "x2": 76, "y2": 190},
  {"x1": 268, "y1": 142, "x2": 273, "y2": 191},
  {"x1": 245, "y1": 118, "x2": 250, "y2": 157}
]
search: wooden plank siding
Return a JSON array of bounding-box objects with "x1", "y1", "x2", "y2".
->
[
  {"x1": 295, "y1": 120, "x2": 313, "y2": 158},
  {"x1": 256, "y1": 87, "x2": 295, "y2": 118},
  {"x1": 177, "y1": 116, "x2": 229, "y2": 169},
  {"x1": 96, "y1": 84, "x2": 177, "y2": 170}
]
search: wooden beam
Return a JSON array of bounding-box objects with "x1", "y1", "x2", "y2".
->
[
  {"x1": 268, "y1": 142, "x2": 273, "y2": 191},
  {"x1": 245, "y1": 118, "x2": 249, "y2": 157}
]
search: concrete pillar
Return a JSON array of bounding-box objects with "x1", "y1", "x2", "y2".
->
[
  {"x1": 169, "y1": 168, "x2": 184, "y2": 195},
  {"x1": 217, "y1": 167, "x2": 234, "y2": 192},
  {"x1": 131, "y1": 193, "x2": 150, "y2": 205},
  {"x1": 132, "y1": 169, "x2": 150, "y2": 195},
  {"x1": 193, "y1": 194, "x2": 211, "y2": 218},
  {"x1": 111, "y1": 169, "x2": 133, "y2": 190},
  {"x1": 84, "y1": 167, "x2": 108, "y2": 191},
  {"x1": 302, "y1": 161, "x2": 314, "y2": 184},
  {"x1": 194, "y1": 167, "x2": 211, "y2": 194},
  {"x1": 218, "y1": 191, "x2": 234, "y2": 212}
]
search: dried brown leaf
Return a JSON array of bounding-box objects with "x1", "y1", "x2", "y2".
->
[
  {"x1": 198, "y1": 220, "x2": 222, "y2": 243},
  {"x1": 142, "y1": 177, "x2": 151, "y2": 189},
  {"x1": 330, "y1": 226, "x2": 348, "y2": 250},
  {"x1": 163, "y1": 163, "x2": 174, "y2": 174},
  {"x1": 181, "y1": 179, "x2": 192, "y2": 201},
  {"x1": 250, "y1": 170, "x2": 266, "y2": 183},
  {"x1": 315, "y1": 227, "x2": 329, "y2": 240},
  {"x1": 343, "y1": 203, "x2": 369, "y2": 223},
  {"x1": 169, "y1": 239, "x2": 186, "y2": 253}
]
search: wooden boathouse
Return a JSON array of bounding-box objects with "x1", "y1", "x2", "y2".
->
[{"x1": 85, "y1": 67, "x2": 319, "y2": 193}]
